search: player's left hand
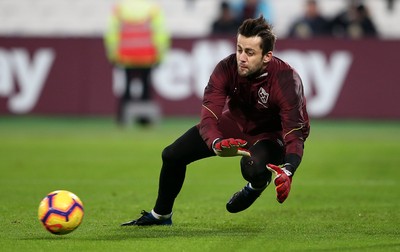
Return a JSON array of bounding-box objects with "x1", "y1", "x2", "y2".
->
[
  {"x1": 212, "y1": 138, "x2": 251, "y2": 157},
  {"x1": 267, "y1": 164, "x2": 293, "y2": 203}
]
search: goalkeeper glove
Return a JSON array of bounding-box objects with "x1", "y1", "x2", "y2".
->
[
  {"x1": 266, "y1": 164, "x2": 293, "y2": 204},
  {"x1": 212, "y1": 138, "x2": 251, "y2": 157}
]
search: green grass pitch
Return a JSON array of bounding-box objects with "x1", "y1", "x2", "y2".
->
[{"x1": 0, "y1": 116, "x2": 399, "y2": 251}]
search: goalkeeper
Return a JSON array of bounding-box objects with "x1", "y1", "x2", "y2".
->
[{"x1": 122, "y1": 15, "x2": 310, "y2": 226}]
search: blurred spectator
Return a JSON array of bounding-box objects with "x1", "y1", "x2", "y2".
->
[
  {"x1": 288, "y1": 0, "x2": 330, "y2": 39},
  {"x1": 104, "y1": 0, "x2": 170, "y2": 126},
  {"x1": 230, "y1": 0, "x2": 273, "y2": 23},
  {"x1": 185, "y1": 0, "x2": 196, "y2": 9},
  {"x1": 330, "y1": 1, "x2": 378, "y2": 39},
  {"x1": 386, "y1": 0, "x2": 395, "y2": 12},
  {"x1": 211, "y1": 1, "x2": 241, "y2": 35}
]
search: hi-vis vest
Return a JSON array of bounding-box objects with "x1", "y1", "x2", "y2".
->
[
  {"x1": 118, "y1": 19, "x2": 157, "y2": 65},
  {"x1": 104, "y1": 0, "x2": 170, "y2": 67}
]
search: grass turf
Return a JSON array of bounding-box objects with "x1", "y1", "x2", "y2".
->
[{"x1": 0, "y1": 116, "x2": 399, "y2": 251}]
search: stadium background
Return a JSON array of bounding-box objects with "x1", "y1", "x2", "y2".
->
[
  {"x1": 1, "y1": 1, "x2": 399, "y2": 251},
  {"x1": 0, "y1": 0, "x2": 399, "y2": 119}
]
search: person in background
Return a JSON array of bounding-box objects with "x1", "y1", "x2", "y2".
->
[
  {"x1": 211, "y1": 1, "x2": 241, "y2": 35},
  {"x1": 104, "y1": 0, "x2": 170, "y2": 126},
  {"x1": 330, "y1": 1, "x2": 378, "y2": 39},
  {"x1": 386, "y1": 0, "x2": 395, "y2": 12},
  {"x1": 230, "y1": 0, "x2": 273, "y2": 24},
  {"x1": 121, "y1": 15, "x2": 310, "y2": 226},
  {"x1": 288, "y1": 0, "x2": 330, "y2": 39}
]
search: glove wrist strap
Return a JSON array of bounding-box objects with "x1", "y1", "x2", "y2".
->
[
  {"x1": 211, "y1": 138, "x2": 221, "y2": 153},
  {"x1": 281, "y1": 165, "x2": 293, "y2": 177}
]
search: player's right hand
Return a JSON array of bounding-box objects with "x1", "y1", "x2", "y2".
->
[
  {"x1": 267, "y1": 164, "x2": 293, "y2": 204},
  {"x1": 212, "y1": 138, "x2": 251, "y2": 157}
]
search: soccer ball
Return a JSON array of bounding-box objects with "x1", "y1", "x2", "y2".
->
[{"x1": 38, "y1": 190, "x2": 84, "y2": 235}]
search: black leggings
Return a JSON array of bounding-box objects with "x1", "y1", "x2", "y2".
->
[{"x1": 153, "y1": 126, "x2": 284, "y2": 215}]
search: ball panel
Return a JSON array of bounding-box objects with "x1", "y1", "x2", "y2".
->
[{"x1": 38, "y1": 197, "x2": 49, "y2": 220}]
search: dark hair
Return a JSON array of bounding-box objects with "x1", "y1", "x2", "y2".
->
[{"x1": 238, "y1": 15, "x2": 276, "y2": 54}]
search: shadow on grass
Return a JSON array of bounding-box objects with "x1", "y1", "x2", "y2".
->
[
  {"x1": 105, "y1": 225, "x2": 264, "y2": 240},
  {"x1": 22, "y1": 224, "x2": 265, "y2": 241},
  {"x1": 19, "y1": 225, "x2": 400, "y2": 252}
]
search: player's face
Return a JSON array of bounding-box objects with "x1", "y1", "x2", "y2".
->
[{"x1": 236, "y1": 34, "x2": 272, "y2": 77}]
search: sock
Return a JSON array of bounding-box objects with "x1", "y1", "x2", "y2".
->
[{"x1": 151, "y1": 209, "x2": 172, "y2": 220}]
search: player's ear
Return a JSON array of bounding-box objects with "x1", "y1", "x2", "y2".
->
[{"x1": 263, "y1": 51, "x2": 273, "y2": 64}]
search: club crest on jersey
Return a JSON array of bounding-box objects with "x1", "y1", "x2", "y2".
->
[{"x1": 258, "y1": 87, "x2": 269, "y2": 108}]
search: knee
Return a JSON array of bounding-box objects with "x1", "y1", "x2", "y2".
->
[
  {"x1": 161, "y1": 145, "x2": 177, "y2": 163},
  {"x1": 240, "y1": 156, "x2": 272, "y2": 188},
  {"x1": 162, "y1": 144, "x2": 188, "y2": 165}
]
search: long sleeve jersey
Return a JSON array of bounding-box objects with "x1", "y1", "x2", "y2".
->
[{"x1": 198, "y1": 54, "x2": 310, "y2": 170}]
